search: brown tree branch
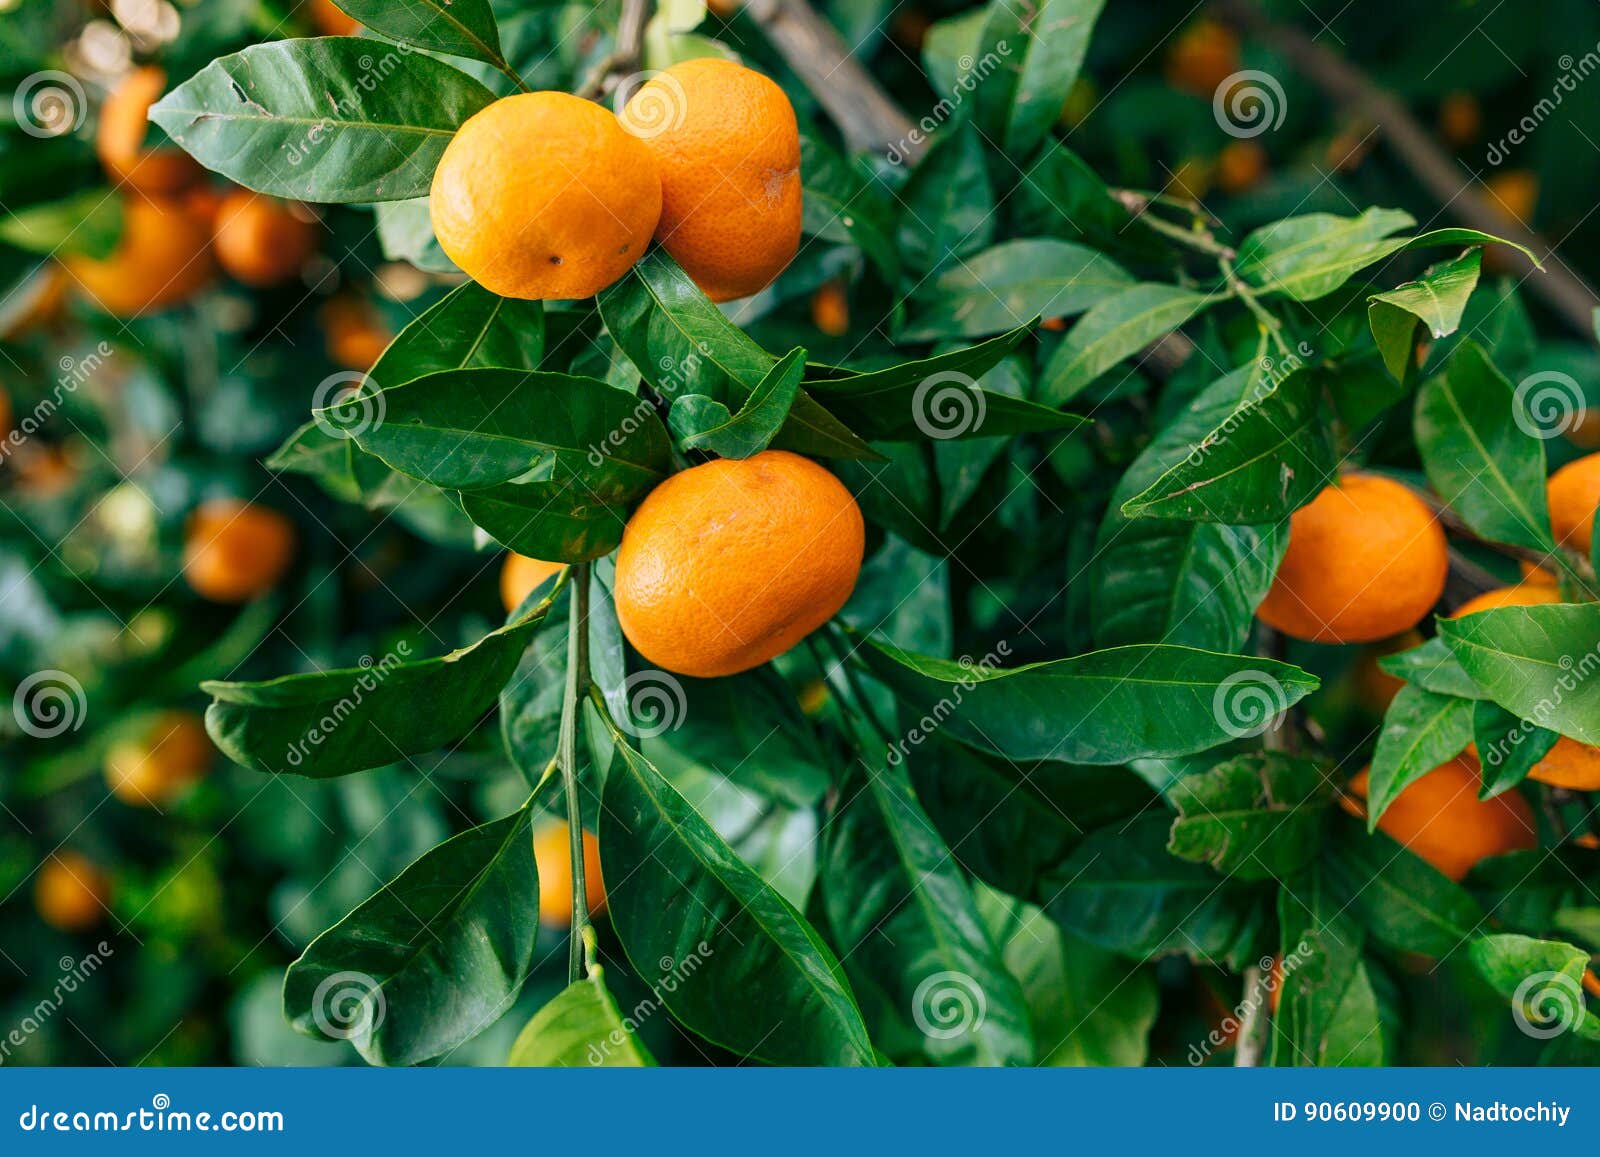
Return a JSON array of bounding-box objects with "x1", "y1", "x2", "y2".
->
[
  {"x1": 1212, "y1": 0, "x2": 1600, "y2": 339},
  {"x1": 577, "y1": 0, "x2": 653, "y2": 101}
]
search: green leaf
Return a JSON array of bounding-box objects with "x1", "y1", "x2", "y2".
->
[
  {"x1": 457, "y1": 483, "x2": 628, "y2": 563},
  {"x1": 369, "y1": 283, "x2": 545, "y2": 388},
  {"x1": 0, "y1": 188, "x2": 121, "y2": 259},
  {"x1": 1039, "y1": 284, "x2": 1211, "y2": 404},
  {"x1": 858, "y1": 636, "x2": 1318, "y2": 764},
  {"x1": 1091, "y1": 365, "x2": 1287, "y2": 653},
  {"x1": 374, "y1": 198, "x2": 459, "y2": 274},
  {"x1": 674, "y1": 347, "x2": 805, "y2": 457},
  {"x1": 1325, "y1": 819, "x2": 1482, "y2": 957},
  {"x1": 203, "y1": 597, "x2": 555, "y2": 777},
  {"x1": 1438, "y1": 602, "x2": 1600, "y2": 745},
  {"x1": 267, "y1": 421, "x2": 363, "y2": 502},
  {"x1": 1365, "y1": 684, "x2": 1474, "y2": 829},
  {"x1": 598, "y1": 249, "x2": 876, "y2": 459},
  {"x1": 507, "y1": 970, "x2": 657, "y2": 1067},
  {"x1": 1377, "y1": 636, "x2": 1486, "y2": 700},
  {"x1": 1121, "y1": 367, "x2": 1335, "y2": 524},
  {"x1": 1468, "y1": 934, "x2": 1600, "y2": 1041},
  {"x1": 1474, "y1": 699, "x2": 1559, "y2": 798},
  {"x1": 1273, "y1": 867, "x2": 1383, "y2": 1067},
  {"x1": 150, "y1": 40, "x2": 495, "y2": 202},
  {"x1": 324, "y1": 0, "x2": 508, "y2": 70},
  {"x1": 821, "y1": 755, "x2": 1033, "y2": 1066},
  {"x1": 1234, "y1": 208, "x2": 1415, "y2": 301},
  {"x1": 284, "y1": 807, "x2": 537, "y2": 1066},
  {"x1": 806, "y1": 327, "x2": 1085, "y2": 442},
  {"x1": 977, "y1": 886, "x2": 1157, "y2": 1066},
  {"x1": 800, "y1": 133, "x2": 899, "y2": 282},
  {"x1": 975, "y1": 0, "x2": 1106, "y2": 157},
  {"x1": 1167, "y1": 752, "x2": 1332, "y2": 881},
  {"x1": 1367, "y1": 249, "x2": 1481, "y2": 380},
  {"x1": 598, "y1": 728, "x2": 874, "y2": 1065},
  {"x1": 901, "y1": 239, "x2": 1132, "y2": 341},
  {"x1": 331, "y1": 368, "x2": 669, "y2": 499},
  {"x1": 1415, "y1": 341, "x2": 1555, "y2": 552},
  {"x1": 1040, "y1": 814, "x2": 1262, "y2": 963},
  {"x1": 897, "y1": 124, "x2": 992, "y2": 275}
]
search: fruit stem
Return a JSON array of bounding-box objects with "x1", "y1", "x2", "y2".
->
[{"x1": 560, "y1": 561, "x2": 594, "y2": 983}]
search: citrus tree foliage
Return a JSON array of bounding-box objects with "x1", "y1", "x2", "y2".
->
[{"x1": 9, "y1": 0, "x2": 1600, "y2": 1069}]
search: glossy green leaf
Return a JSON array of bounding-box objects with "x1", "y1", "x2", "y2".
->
[
  {"x1": 1235, "y1": 208, "x2": 1415, "y2": 301},
  {"x1": 1167, "y1": 752, "x2": 1332, "y2": 881},
  {"x1": 324, "y1": 0, "x2": 508, "y2": 70},
  {"x1": 1121, "y1": 367, "x2": 1335, "y2": 524},
  {"x1": 1377, "y1": 636, "x2": 1486, "y2": 700},
  {"x1": 822, "y1": 755, "x2": 1033, "y2": 1066},
  {"x1": 1365, "y1": 684, "x2": 1474, "y2": 830},
  {"x1": 598, "y1": 730, "x2": 873, "y2": 1065},
  {"x1": 901, "y1": 239, "x2": 1132, "y2": 341},
  {"x1": 1474, "y1": 699, "x2": 1559, "y2": 798},
  {"x1": 1041, "y1": 814, "x2": 1263, "y2": 963},
  {"x1": 1468, "y1": 934, "x2": 1600, "y2": 1041},
  {"x1": 149, "y1": 40, "x2": 495, "y2": 202},
  {"x1": 1273, "y1": 867, "x2": 1383, "y2": 1067},
  {"x1": 374, "y1": 198, "x2": 459, "y2": 274},
  {"x1": 203, "y1": 597, "x2": 554, "y2": 777},
  {"x1": 1325, "y1": 819, "x2": 1482, "y2": 957},
  {"x1": 674, "y1": 347, "x2": 805, "y2": 457},
  {"x1": 976, "y1": 0, "x2": 1105, "y2": 157},
  {"x1": 457, "y1": 483, "x2": 628, "y2": 563},
  {"x1": 800, "y1": 133, "x2": 899, "y2": 282},
  {"x1": 1438, "y1": 602, "x2": 1600, "y2": 744},
  {"x1": 897, "y1": 124, "x2": 992, "y2": 275},
  {"x1": 1368, "y1": 249, "x2": 1481, "y2": 380},
  {"x1": 507, "y1": 970, "x2": 657, "y2": 1067},
  {"x1": 1415, "y1": 341, "x2": 1555, "y2": 552},
  {"x1": 1091, "y1": 365, "x2": 1287, "y2": 653},
  {"x1": 859, "y1": 636, "x2": 1318, "y2": 764},
  {"x1": 1039, "y1": 284, "x2": 1212, "y2": 404},
  {"x1": 368, "y1": 283, "x2": 545, "y2": 389},
  {"x1": 284, "y1": 807, "x2": 537, "y2": 1066},
  {"x1": 331, "y1": 368, "x2": 668, "y2": 499}
]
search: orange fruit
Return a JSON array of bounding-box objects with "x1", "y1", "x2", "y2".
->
[
  {"x1": 1164, "y1": 19, "x2": 1240, "y2": 96},
  {"x1": 1039, "y1": 316, "x2": 1068, "y2": 332},
  {"x1": 212, "y1": 191, "x2": 318, "y2": 288},
  {"x1": 1519, "y1": 560, "x2": 1561, "y2": 585},
  {"x1": 1347, "y1": 755, "x2": 1535, "y2": 881},
  {"x1": 1215, "y1": 140, "x2": 1267, "y2": 195},
  {"x1": 35, "y1": 852, "x2": 110, "y2": 932},
  {"x1": 1438, "y1": 92, "x2": 1480, "y2": 147},
  {"x1": 308, "y1": 0, "x2": 361, "y2": 35},
  {"x1": 1453, "y1": 582, "x2": 1563, "y2": 618},
  {"x1": 105, "y1": 710, "x2": 214, "y2": 807},
  {"x1": 500, "y1": 553, "x2": 565, "y2": 614},
  {"x1": 531, "y1": 821, "x2": 605, "y2": 926},
  {"x1": 430, "y1": 92, "x2": 661, "y2": 300},
  {"x1": 811, "y1": 280, "x2": 849, "y2": 336},
  {"x1": 97, "y1": 66, "x2": 200, "y2": 194},
  {"x1": 1484, "y1": 170, "x2": 1538, "y2": 225},
  {"x1": 614, "y1": 450, "x2": 865, "y2": 677},
  {"x1": 1548, "y1": 452, "x2": 1600, "y2": 556},
  {"x1": 1257, "y1": 474, "x2": 1448, "y2": 644},
  {"x1": 319, "y1": 295, "x2": 391, "y2": 371},
  {"x1": 183, "y1": 498, "x2": 295, "y2": 603},
  {"x1": 65, "y1": 196, "x2": 215, "y2": 316},
  {"x1": 621, "y1": 59, "x2": 801, "y2": 302}
]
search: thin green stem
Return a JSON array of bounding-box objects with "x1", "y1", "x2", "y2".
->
[
  {"x1": 1221, "y1": 258, "x2": 1294, "y2": 359},
  {"x1": 1135, "y1": 209, "x2": 1237, "y2": 259},
  {"x1": 559, "y1": 562, "x2": 593, "y2": 983}
]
